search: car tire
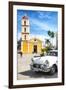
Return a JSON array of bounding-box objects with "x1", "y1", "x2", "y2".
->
[{"x1": 50, "y1": 65, "x2": 56, "y2": 75}]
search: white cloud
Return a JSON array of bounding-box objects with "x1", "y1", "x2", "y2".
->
[
  {"x1": 31, "y1": 19, "x2": 49, "y2": 30},
  {"x1": 30, "y1": 34, "x2": 49, "y2": 41},
  {"x1": 38, "y1": 11, "x2": 51, "y2": 19},
  {"x1": 17, "y1": 32, "x2": 21, "y2": 40},
  {"x1": 30, "y1": 18, "x2": 57, "y2": 32}
]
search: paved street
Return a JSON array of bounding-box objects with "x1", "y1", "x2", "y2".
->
[{"x1": 17, "y1": 54, "x2": 58, "y2": 80}]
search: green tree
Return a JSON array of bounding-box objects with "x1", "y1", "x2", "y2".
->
[
  {"x1": 45, "y1": 39, "x2": 50, "y2": 46},
  {"x1": 51, "y1": 31, "x2": 54, "y2": 45},
  {"x1": 17, "y1": 38, "x2": 22, "y2": 50},
  {"x1": 48, "y1": 30, "x2": 51, "y2": 37},
  {"x1": 41, "y1": 48, "x2": 46, "y2": 56},
  {"x1": 47, "y1": 30, "x2": 55, "y2": 47}
]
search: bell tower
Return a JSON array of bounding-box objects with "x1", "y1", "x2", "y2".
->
[
  {"x1": 21, "y1": 14, "x2": 30, "y2": 54},
  {"x1": 21, "y1": 15, "x2": 30, "y2": 41}
]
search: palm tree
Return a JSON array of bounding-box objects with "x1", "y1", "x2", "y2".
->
[
  {"x1": 48, "y1": 30, "x2": 51, "y2": 37},
  {"x1": 48, "y1": 30, "x2": 51, "y2": 42},
  {"x1": 51, "y1": 32, "x2": 54, "y2": 46},
  {"x1": 47, "y1": 30, "x2": 55, "y2": 47},
  {"x1": 45, "y1": 39, "x2": 50, "y2": 46}
]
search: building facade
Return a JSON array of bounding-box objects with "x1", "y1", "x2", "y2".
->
[{"x1": 21, "y1": 15, "x2": 42, "y2": 54}]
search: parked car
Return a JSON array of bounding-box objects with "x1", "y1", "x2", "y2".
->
[{"x1": 30, "y1": 50, "x2": 58, "y2": 74}]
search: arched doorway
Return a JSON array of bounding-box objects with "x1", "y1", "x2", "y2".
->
[{"x1": 34, "y1": 45, "x2": 37, "y2": 53}]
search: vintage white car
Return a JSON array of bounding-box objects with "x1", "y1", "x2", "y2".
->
[{"x1": 30, "y1": 50, "x2": 58, "y2": 74}]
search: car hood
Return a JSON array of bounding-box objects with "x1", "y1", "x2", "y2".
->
[{"x1": 33, "y1": 56, "x2": 57, "y2": 64}]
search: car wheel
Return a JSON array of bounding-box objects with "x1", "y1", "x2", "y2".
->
[{"x1": 50, "y1": 65, "x2": 56, "y2": 75}]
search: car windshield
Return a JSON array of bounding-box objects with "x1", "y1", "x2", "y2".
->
[{"x1": 47, "y1": 51, "x2": 58, "y2": 56}]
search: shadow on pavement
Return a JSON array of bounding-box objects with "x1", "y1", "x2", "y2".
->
[{"x1": 19, "y1": 70, "x2": 57, "y2": 78}]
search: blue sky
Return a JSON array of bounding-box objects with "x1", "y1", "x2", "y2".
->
[{"x1": 17, "y1": 10, "x2": 58, "y2": 40}]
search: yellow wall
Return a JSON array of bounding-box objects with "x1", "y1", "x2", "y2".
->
[
  {"x1": 29, "y1": 42, "x2": 33, "y2": 53},
  {"x1": 37, "y1": 42, "x2": 42, "y2": 53},
  {"x1": 23, "y1": 41, "x2": 28, "y2": 53},
  {"x1": 21, "y1": 39, "x2": 42, "y2": 54},
  {"x1": 21, "y1": 41, "x2": 28, "y2": 54}
]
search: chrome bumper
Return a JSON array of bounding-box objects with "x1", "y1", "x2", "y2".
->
[{"x1": 30, "y1": 64, "x2": 51, "y2": 72}]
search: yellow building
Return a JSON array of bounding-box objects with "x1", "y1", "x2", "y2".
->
[{"x1": 21, "y1": 15, "x2": 42, "y2": 54}]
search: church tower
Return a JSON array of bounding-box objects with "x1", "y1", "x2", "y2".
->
[
  {"x1": 21, "y1": 14, "x2": 42, "y2": 54},
  {"x1": 21, "y1": 15, "x2": 30, "y2": 41},
  {"x1": 21, "y1": 15, "x2": 30, "y2": 53}
]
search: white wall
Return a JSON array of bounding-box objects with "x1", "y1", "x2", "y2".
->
[{"x1": 0, "y1": 0, "x2": 66, "y2": 90}]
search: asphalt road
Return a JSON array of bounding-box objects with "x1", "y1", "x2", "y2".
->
[{"x1": 17, "y1": 54, "x2": 58, "y2": 80}]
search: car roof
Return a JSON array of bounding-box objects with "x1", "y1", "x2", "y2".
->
[{"x1": 49, "y1": 50, "x2": 58, "y2": 52}]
